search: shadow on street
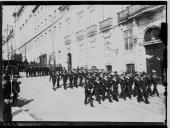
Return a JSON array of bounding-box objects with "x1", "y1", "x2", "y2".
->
[{"x1": 12, "y1": 98, "x2": 34, "y2": 108}]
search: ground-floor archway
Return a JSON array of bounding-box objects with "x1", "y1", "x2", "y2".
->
[{"x1": 145, "y1": 43, "x2": 164, "y2": 80}]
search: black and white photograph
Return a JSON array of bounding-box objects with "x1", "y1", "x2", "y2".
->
[{"x1": 1, "y1": 1, "x2": 167, "y2": 126}]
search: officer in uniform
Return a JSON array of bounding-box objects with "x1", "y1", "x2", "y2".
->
[
  {"x1": 49, "y1": 70, "x2": 57, "y2": 90},
  {"x1": 2, "y1": 74, "x2": 12, "y2": 122}
]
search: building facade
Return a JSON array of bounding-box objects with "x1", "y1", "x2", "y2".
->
[
  {"x1": 117, "y1": 5, "x2": 166, "y2": 76},
  {"x1": 10, "y1": 5, "x2": 166, "y2": 75},
  {"x1": 2, "y1": 28, "x2": 15, "y2": 61}
]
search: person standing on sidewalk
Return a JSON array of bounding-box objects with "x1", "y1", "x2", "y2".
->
[
  {"x1": 11, "y1": 75, "x2": 21, "y2": 104},
  {"x1": 2, "y1": 74, "x2": 12, "y2": 122}
]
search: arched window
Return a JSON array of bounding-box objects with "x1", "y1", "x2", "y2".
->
[{"x1": 144, "y1": 27, "x2": 160, "y2": 42}]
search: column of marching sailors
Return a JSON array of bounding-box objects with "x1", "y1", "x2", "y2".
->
[
  {"x1": 2, "y1": 63, "x2": 161, "y2": 109},
  {"x1": 45, "y1": 65, "x2": 160, "y2": 107}
]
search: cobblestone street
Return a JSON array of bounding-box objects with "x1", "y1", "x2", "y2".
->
[{"x1": 12, "y1": 73, "x2": 166, "y2": 122}]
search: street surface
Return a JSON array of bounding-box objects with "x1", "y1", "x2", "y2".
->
[{"x1": 12, "y1": 73, "x2": 166, "y2": 122}]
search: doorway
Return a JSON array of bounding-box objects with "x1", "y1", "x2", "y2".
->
[
  {"x1": 145, "y1": 43, "x2": 164, "y2": 78},
  {"x1": 39, "y1": 54, "x2": 47, "y2": 65}
]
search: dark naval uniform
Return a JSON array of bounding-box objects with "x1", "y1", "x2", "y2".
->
[
  {"x1": 56, "y1": 72, "x2": 60, "y2": 88},
  {"x1": 125, "y1": 74, "x2": 133, "y2": 99},
  {"x1": 84, "y1": 76, "x2": 94, "y2": 107},
  {"x1": 152, "y1": 74, "x2": 160, "y2": 96},
  {"x1": 68, "y1": 71, "x2": 74, "y2": 88},
  {"x1": 119, "y1": 75, "x2": 126, "y2": 100},
  {"x1": 62, "y1": 71, "x2": 68, "y2": 89},
  {"x1": 73, "y1": 71, "x2": 79, "y2": 88},
  {"x1": 111, "y1": 75, "x2": 119, "y2": 102},
  {"x1": 78, "y1": 71, "x2": 83, "y2": 87}
]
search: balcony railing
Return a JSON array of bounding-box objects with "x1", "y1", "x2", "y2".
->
[
  {"x1": 99, "y1": 18, "x2": 112, "y2": 32},
  {"x1": 6, "y1": 31, "x2": 14, "y2": 42},
  {"x1": 117, "y1": 5, "x2": 162, "y2": 23},
  {"x1": 17, "y1": 6, "x2": 24, "y2": 17},
  {"x1": 64, "y1": 35, "x2": 71, "y2": 44},
  {"x1": 86, "y1": 25, "x2": 97, "y2": 37},
  {"x1": 76, "y1": 30, "x2": 85, "y2": 40}
]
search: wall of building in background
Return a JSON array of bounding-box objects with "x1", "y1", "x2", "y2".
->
[{"x1": 12, "y1": 5, "x2": 166, "y2": 73}]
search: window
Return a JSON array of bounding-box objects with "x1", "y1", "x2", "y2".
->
[
  {"x1": 106, "y1": 65, "x2": 112, "y2": 71},
  {"x1": 126, "y1": 63, "x2": 135, "y2": 73},
  {"x1": 124, "y1": 29, "x2": 133, "y2": 50}
]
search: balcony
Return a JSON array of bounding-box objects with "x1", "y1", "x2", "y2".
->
[
  {"x1": 86, "y1": 25, "x2": 97, "y2": 37},
  {"x1": 58, "y1": 5, "x2": 70, "y2": 12},
  {"x1": 64, "y1": 35, "x2": 71, "y2": 44},
  {"x1": 32, "y1": 5, "x2": 40, "y2": 13},
  {"x1": 76, "y1": 30, "x2": 85, "y2": 40},
  {"x1": 117, "y1": 5, "x2": 164, "y2": 23},
  {"x1": 99, "y1": 18, "x2": 113, "y2": 32}
]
